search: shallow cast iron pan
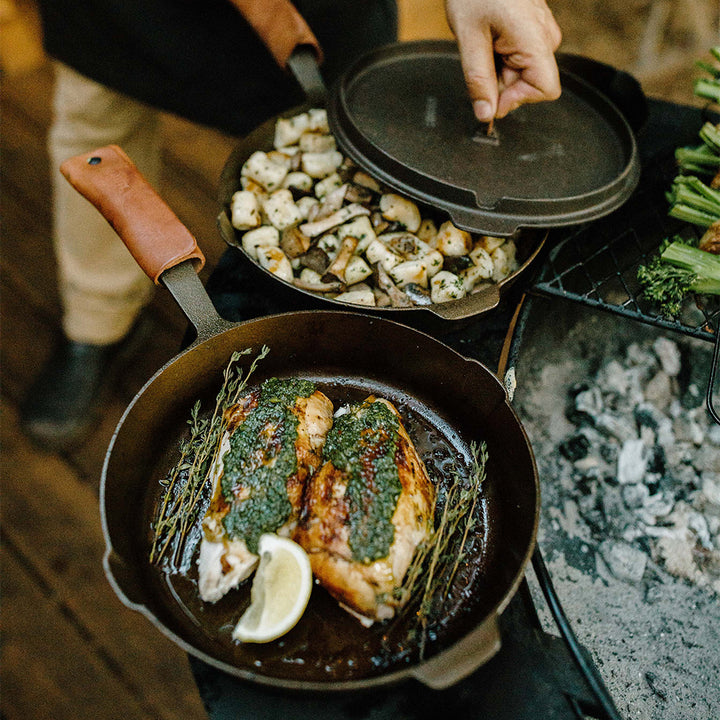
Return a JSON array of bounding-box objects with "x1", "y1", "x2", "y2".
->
[
  {"x1": 217, "y1": 42, "x2": 642, "y2": 322},
  {"x1": 60, "y1": 145, "x2": 539, "y2": 691}
]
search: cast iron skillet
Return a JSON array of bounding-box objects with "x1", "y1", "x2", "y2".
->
[{"x1": 60, "y1": 145, "x2": 539, "y2": 691}]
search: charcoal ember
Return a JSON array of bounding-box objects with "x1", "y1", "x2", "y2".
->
[
  {"x1": 701, "y1": 474, "x2": 720, "y2": 507},
  {"x1": 622, "y1": 483, "x2": 650, "y2": 509},
  {"x1": 601, "y1": 484, "x2": 628, "y2": 534},
  {"x1": 693, "y1": 445, "x2": 720, "y2": 474},
  {"x1": 596, "y1": 412, "x2": 637, "y2": 442},
  {"x1": 652, "y1": 337, "x2": 681, "y2": 376},
  {"x1": 644, "y1": 370, "x2": 674, "y2": 411},
  {"x1": 617, "y1": 437, "x2": 649, "y2": 484},
  {"x1": 567, "y1": 384, "x2": 602, "y2": 424},
  {"x1": 598, "y1": 539, "x2": 647, "y2": 583},
  {"x1": 672, "y1": 413, "x2": 705, "y2": 445},
  {"x1": 559, "y1": 433, "x2": 591, "y2": 461}
]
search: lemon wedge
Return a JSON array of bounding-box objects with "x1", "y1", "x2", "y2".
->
[{"x1": 232, "y1": 533, "x2": 313, "y2": 643}]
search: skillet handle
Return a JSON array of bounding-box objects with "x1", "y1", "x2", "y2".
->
[
  {"x1": 60, "y1": 145, "x2": 235, "y2": 343},
  {"x1": 409, "y1": 616, "x2": 501, "y2": 690},
  {"x1": 60, "y1": 145, "x2": 205, "y2": 285}
]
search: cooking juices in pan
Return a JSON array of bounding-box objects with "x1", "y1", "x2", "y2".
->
[{"x1": 141, "y1": 375, "x2": 499, "y2": 682}]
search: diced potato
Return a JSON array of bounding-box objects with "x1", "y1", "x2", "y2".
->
[
  {"x1": 417, "y1": 218, "x2": 438, "y2": 245},
  {"x1": 436, "y1": 221, "x2": 473, "y2": 257},
  {"x1": 314, "y1": 172, "x2": 343, "y2": 199},
  {"x1": 419, "y1": 249, "x2": 444, "y2": 278},
  {"x1": 338, "y1": 216, "x2": 376, "y2": 254},
  {"x1": 460, "y1": 262, "x2": 493, "y2": 292},
  {"x1": 274, "y1": 113, "x2": 310, "y2": 148},
  {"x1": 296, "y1": 196, "x2": 319, "y2": 220},
  {"x1": 334, "y1": 286, "x2": 376, "y2": 306},
  {"x1": 299, "y1": 132, "x2": 336, "y2": 153},
  {"x1": 389, "y1": 259, "x2": 429, "y2": 288},
  {"x1": 379, "y1": 231, "x2": 420, "y2": 257},
  {"x1": 256, "y1": 245, "x2": 294, "y2": 282},
  {"x1": 242, "y1": 151, "x2": 288, "y2": 192},
  {"x1": 476, "y1": 235, "x2": 506, "y2": 253},
  {"x1": 469, "y1": 246, "x2": 494, "y2": 279},
  {"x1": 267, "y1": 150, "x2": 294, "y2": 170},
  {"x1": 430, "y1": 270, "x2": 467, "y2": 303},
  {"x1": 379, "y1": 193, "x2": 421, "y2": 232},
  {"x1": 262, "y1": 189, "x2": 303, "y2": 231},
  {"x1": 242, "y1": 226, "x2": 279, "y2": 258},
  {"x1": 490, "y1": 244, "x2": 517, "y2": 282},
  {"x1": 307, "y1": 108, "x2": 329, "y2": 133},
  {"x1": 230, "y1": 190, "x2": 261, "y2": 231},
  {"x1": 302, "y1": 150, "x2": 344, "y2": 178},
  {"x1": 299, "y1": 267, "x2": 324, "y2": 285},
  {"x1": 240, "y1": 176, "x2": 267, "y2": 197},
  {"x1": 365, "y1": 238, "x2": 402, "y2": 271},
  {"x1": 282, "y1": 171, "x2": 314, "y2": 193},
  {"x1": 344, "y1": 256, "x2": 373, "y2": 286}
]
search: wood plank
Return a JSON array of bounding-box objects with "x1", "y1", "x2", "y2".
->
[
  {"x1": 0, "y1": 402, "x2": 208, "y2": 720},
  {"x1": 1, "y1": 546, "x2": 159, "y2": 720}
]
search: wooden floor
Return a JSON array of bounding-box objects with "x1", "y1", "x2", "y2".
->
[{"x1": 1, "y1": 1, "x2": 716, "y2": 718}]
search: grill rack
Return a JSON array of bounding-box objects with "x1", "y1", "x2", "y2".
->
[{"x1": 530, "y1": 151, "x2": 720, "y2": 422}]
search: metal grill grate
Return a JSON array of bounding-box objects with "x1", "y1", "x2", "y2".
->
[{"x1": 531, "y1": 158, "x2": 719, "y2": 343}]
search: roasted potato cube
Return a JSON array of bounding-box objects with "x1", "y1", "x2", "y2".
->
[
  {"x1": 417, "y1": 218, "x2": 438, "y2": 245},
  {"x1": 242, "y1": 226, "x2": 279, "y2": 258},
  {"x1": 491, "y1": 243, "x2": 517, "y2": 282},
  {"x1": 365, "y1": 238, "x2": 402, "y2": 272},
  {"x1": 389, "y1": 259, "x2": 429, "y2": 288},
  {"x1": 283, "y1": 171, "x2": 314, "y2": 193},
  {"x1": 302, "y1": 150, "x2": 344, "y2": 178},
  {"x1": 476, "y1": 235, "x2": 506, "y2": 253},
  {"x1": 338, "y1": 216, "x2": 376, "y2": 254},
  {"x1": 430, "y1": 270, "x2": 467, "y2": 303},
  {"x1": 296, "y1": 196, "x2": 319, "y2": 220},
  {"x1": 299, "y1": 132, "x2": 337, "y2": 153},
  {"x1": 469, "y1": 246, "x2": 494, "y2": 279},
  {"x1": 230, "y1": 190, "x2": 261, "y2": 231},
  {"x1": 379, "y1": 193, "x2": 421, "y2": 232},
  {"x1": 242, "y1": 151, "x2": 288, "y2": 192},
  {"x1": 307, "y1": 108, "x2": 329, "y2": 133},
  {"x1": 334, "y1": 286, "x2": 376, "y2": 306},
  {"x1": 436, "y1": 221, "x2": 473, "y2": 257},
  {"x1": 256, "y1": 245, "x2": 294, "y2": 282},
  {"x1": 262, "y1": 189, "x2": 303, "y2": 231},
  {"x1": 274, "y1": 112, "x2": 311, "y2": 148},
  {"x1": 344, "y1": 255, "x2": 373, "y2": 285},
  {"x1": 314, "y1": 173, "x2": 344, "y2": 199}
]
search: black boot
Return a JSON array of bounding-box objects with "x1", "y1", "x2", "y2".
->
[{"x1": 19, "y1": 338, "x2": 117, "y2": 451}]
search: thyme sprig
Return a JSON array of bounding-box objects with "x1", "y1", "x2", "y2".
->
[
  {"x1": 395, "y1": 441, "x2": 489, "y2": 653},
  {"x1": 149, "y1": 345, "x2": 270, "y2": 569}
]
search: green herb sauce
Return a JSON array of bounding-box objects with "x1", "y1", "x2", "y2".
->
[
  {"x1": 221, "y1": 377, "x2": 316, "y2": 554},
  {"x1": 323, "y1": 399, "x2": 402, "y2": 563}
]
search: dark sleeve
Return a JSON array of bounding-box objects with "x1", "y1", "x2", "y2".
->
[{"x1": 37, "y1": 0, "x2": 397, "y2": 136}]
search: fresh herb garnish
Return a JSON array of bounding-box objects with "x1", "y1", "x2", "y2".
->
[
  {"x1": 150, "y1": 345, "x2": 269, "y2": 570},
  {"x1": 394, "y1": 441, "x2": 489, "y2": 656}
]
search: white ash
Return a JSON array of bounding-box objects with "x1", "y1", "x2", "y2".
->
[{"x1": 514, "y1": 304, "x2": 720, "y2": 719}]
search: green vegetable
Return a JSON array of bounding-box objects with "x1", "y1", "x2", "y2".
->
[
  {"x1": 638, "y1": 237, "x2": 720, "y2": 317},
  {"x1": 667, "y1": 175, "x2": 720, "y2": 227}
]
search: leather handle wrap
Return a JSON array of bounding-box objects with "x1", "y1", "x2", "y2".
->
[
  {"x1": 232, "y1": 0, "x2": 323, "y2": 68},
  {"x1": 59, "y1": 145, "x2": 205, "y2": 285}
]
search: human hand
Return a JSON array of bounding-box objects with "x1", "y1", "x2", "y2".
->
[{"x1": 445, "y1": 0, "x2": 562, "y2": 123}]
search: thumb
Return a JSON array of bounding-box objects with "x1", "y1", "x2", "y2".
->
[{"x1": 454, "y1": 26, "x2": 499, "y2": 122}]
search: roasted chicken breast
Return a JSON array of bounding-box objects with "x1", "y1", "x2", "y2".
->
[
  {"x1": 294, "y1": 396, "x2": 435, "y2": 624},
  {"x1": 198, "y1": 377, "x2": 333, "y2": 603}
]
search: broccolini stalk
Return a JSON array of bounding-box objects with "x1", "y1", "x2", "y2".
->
[
  {"x1": 667, "y1": 175, "x2": 720, "y2": 227},
  {"x1": 638, "y1": 238, "x2": 720, "y2": 317},
  {"x1": 694, "y1": 47, "x2": 720, "y2": 103}
]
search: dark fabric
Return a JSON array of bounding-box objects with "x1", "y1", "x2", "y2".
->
[{"x1": 37, "y1": 0, "x2": 397, "y2": 136}]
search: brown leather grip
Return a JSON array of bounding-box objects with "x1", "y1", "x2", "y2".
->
[
  {"x1": 59, "y1": 145, "x2": 205, "y2": 285},
  {"x1": 231, "y1": 0, "x2": 323, "y2": 68}
]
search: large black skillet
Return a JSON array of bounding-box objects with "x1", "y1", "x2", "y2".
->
[{"x1": 60, "y1": 145, "x2": 539, "y2": 691}]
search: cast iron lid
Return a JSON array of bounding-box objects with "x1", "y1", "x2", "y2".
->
[{"x1": 327, "y1": 40, "x2": 641, "y2": 236}]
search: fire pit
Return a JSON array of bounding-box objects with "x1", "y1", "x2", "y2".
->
[{"x1": 511, "y1": 294, "x2": 720, "y2": 719}]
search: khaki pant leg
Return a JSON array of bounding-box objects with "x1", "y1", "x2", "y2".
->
[{"x1": 49, "y1": 63, "x2": 162, "y2": 345}]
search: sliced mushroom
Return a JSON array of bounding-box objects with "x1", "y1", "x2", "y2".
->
[
  {"x1": 298, "y1": 245, "x2": 331, "y2": 274},
  {"x1": 299, "y1": 203, "x2": 370, "y2": 238},
  {"x1": 293, "y1": 277, "x2": 345, "y2": 293},
  {"x1": 353, "y1": 170, "x2": 382, "y2": 193},
  {"x1": 323, "y1": 236, "x2": 358, "y2": 283},
  {"x1": 700, "y1": 219, "x2": 720, "y2": 254},
  {"x1": 403, "y1": 283, "x2": 433, "y2": 306},
  {"x1": 374, "y1": 263, "x2": 413, "y2": 307},
  {"x1": 379, "y1": 231, "x2": 421, "y2": 257},
  {"x1": 345, "y1": 184, "x2": 375, "y2": 205},
  {"x1": 281, "y1": 226, "x2": 312, "y2": 258}
]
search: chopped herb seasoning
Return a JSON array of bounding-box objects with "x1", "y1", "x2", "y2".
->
[
  {"x1": 323, "y1": 399, "x2": 402, "y2": 563},
  {"x1": 221, "y1": 377, "x2": 316, "y2": 553}
]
